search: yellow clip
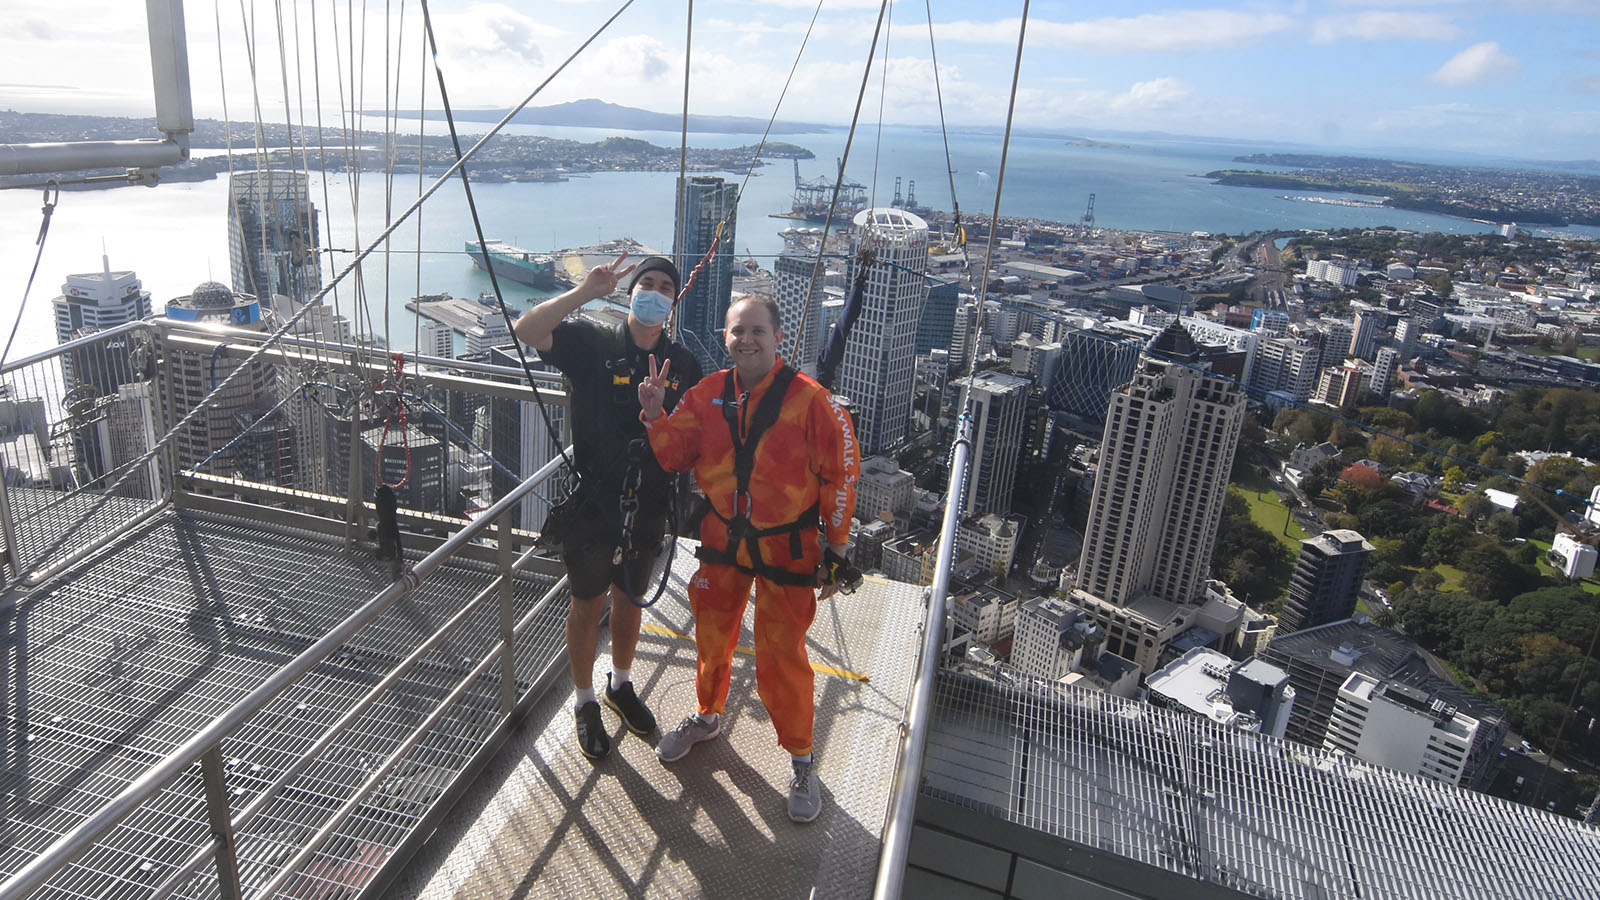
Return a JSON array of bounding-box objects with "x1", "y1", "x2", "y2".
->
[{"x1": 612, "y1": 374, "x2": 631, "y2": 386}]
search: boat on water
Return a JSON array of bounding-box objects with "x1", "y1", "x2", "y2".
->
[{"x1": 464, "y1": 239, "x2": 574, "y2": 290}]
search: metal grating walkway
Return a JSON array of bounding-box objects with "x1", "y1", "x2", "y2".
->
[
  {"x1": 1, "y1": 507, "x2": 569, "y2": 899},
  {"x1": 384, "y1": 546, "x2": 926, "y2": 900}
]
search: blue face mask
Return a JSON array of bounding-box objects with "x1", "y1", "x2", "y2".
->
[{"x1": 630, "y1": 288, "x2": 674, "y2": 326}]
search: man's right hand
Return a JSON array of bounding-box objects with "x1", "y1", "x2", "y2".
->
[
  {"x1": 638, "y1": 353, "x2": 671, "y2": 421},
  {"x1": 578, "y1": 251, "x2": 636, "y2": 299}
]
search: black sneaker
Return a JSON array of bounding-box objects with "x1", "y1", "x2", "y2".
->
[
  {"x1": 575, "y1": 700, "x2": 611, "y2": 760},
  {"x1": 603, "y1": 674, "x2": 657, "y2": 736}
]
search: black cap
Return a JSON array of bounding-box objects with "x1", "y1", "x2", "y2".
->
[{"x1": 625, "y1": 256, "x2": 681, "y2": 296}]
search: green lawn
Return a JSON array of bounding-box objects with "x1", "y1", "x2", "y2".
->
[
  {"x1": 1231, "y1": 470, "x2": 1309, "y2": 551},
  {"x1": 1436, "y1": 564, "x2": 1468, "y2": 592}
]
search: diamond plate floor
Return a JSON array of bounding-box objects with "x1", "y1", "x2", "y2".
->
[{"x1": 385, "y1": 545, "x2": 926, "y2": 900}]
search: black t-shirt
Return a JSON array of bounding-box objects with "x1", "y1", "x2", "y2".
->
[{"x1": 539, "y1": 317, "x2": 701, "y2": 521}]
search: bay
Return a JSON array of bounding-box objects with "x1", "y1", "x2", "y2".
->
[{"x1": 3, "y1": 123, "x2": 1596, "y2": 357}]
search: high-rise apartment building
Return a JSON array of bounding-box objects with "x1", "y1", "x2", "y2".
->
[
  {"x1": 1250, "y1": 337, "x2": 1319, "y2": 402},
  {"x1": 1312, "y1": 360, "x2": 1369, "y2": 409},
  {"x1": 1278, "y1": 529, "x2": 1374, "y2": 634},
  {"x1": 1370, "y1": 346, "x2": 1398, "y2": 401},
  {"x1": 1350, "y1": 309, "x2": 1383, "y2": 360},
  {"x1": 673, "y1": 175, "x2": 739, "y2": 372},
  {"x1": 1307, "y1": 257, "x2": 1359, "y2": 286},
  {"x1": 1394, "y1": 317, "x2": 1419, "y2": 359},
  {"x1": 1070, "y1": 323, "x2": 1245, "y2": 672},
  {"x1": 227, "y1": 170, "x2": 322, "y2": 305},
  {"x1": 1077, "y1": 323, "x2": 1244, "y2": 607},
  {"x1": 958, "y1": 370, "x2": 1029, "y2": 516},
  {"x1": 834, "y1": 208, "x2": 929, "y2": 455}
]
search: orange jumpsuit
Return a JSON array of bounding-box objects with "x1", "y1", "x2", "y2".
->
[{"x1": 643, "y1": 359, "x2": 859, "y2": 755}]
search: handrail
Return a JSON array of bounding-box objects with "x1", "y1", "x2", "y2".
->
[
  {"x1": 0, "y1": 450, "x2": 569, "y2": 900},
  {"x1": 873, "y1": 430, "x2": 972, "y2": 898}
]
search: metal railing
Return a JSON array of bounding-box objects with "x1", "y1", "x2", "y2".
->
[
  {"x1": 0, "y1": 452, "x2": 569, "y2": 900},
  {"x1": 872, "y1": 431, "x2": 972, "y2": 899},
  {"x1": 0, "y1": 321, "x2": 170, "y2": 581},
  {"x1": 0, "y1": 325, "x2": 579, "y2": 898}
]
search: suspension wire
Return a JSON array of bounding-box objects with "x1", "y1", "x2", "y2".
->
[
  {"x1": 667, "y1": 0, "x2": 694, "y2": 341},
  {"x1": 413, "y1": 4, "x2": 427, "y2": 366},
  {"x1": 415, "y1": 0, "x2": 649, "y2": 474},
  {"x1": 289, "y1": 0, "x2": 337, "y2": 417},
  {"x1": 868, "y1": 0, "x2": 891, "y2": 212},
  {"x1": 308, "y1": 0, "x2": 348, "y2": 336},
  {"x1": 954, "y1": 0, "x2": 1030, "y2": 447},
  {"x1": 1, "y1": 184, "x2": 59, "y2": 368},
  {"x1": 924, "y1": 0, "x2": 963, "y2": 233},
  {"x1": 793, "y1": 0, "x2": 892, "y2": 353},
  {"x1": 668, "y1": 0, "x2": 827, "y2": 331}
]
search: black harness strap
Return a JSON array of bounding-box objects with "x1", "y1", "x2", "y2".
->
[{"x1": 694, "y1": 365, "x2": 820, "y2": 586}]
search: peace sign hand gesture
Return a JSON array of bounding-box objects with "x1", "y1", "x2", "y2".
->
[
  {"x1": 579, "y1": 251, "x2": 637, "y2": 299},
  {"x1": 638, "y1": 353, "x2": 672, "y2": 421}
]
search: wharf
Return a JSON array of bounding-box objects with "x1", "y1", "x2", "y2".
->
[{"x1": 408, "y1": 294, "x2": 498, "y2": 334}]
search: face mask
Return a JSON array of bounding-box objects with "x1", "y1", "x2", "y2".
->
[{"x1": 630, "y1": 288, "x2": 673, "y2": 326}]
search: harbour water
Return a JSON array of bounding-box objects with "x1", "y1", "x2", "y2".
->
[{"x1": 3, "y1": 123, "x2": 1596, "y2": 355}]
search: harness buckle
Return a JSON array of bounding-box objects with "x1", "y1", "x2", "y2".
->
[{"x1": 733, "y1": 489, "x2": 753, "y2": 519}]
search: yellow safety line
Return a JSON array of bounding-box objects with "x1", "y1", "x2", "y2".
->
[{"x1": 641, "y1": 622, "x2": 870, "y2": 683}]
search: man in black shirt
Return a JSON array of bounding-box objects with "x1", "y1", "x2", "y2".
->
[{"x1": 514, "y1": 253, "x2": 701, "y2": 760}]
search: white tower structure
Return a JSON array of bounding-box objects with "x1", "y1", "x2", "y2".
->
[
  {"x1": 53, "y1": 255, "x2": 152, "y2": 346},
  {"x1": 836, "y1": 208, "x2": 930, "y2": 455}
]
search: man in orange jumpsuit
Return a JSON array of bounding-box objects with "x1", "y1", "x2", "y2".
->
[{"x1": 637, "y1": 294, "x2": 858, "y2": 823}]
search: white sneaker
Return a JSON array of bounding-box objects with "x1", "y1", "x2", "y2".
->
[
  {"x1": 787, "y1": 758, "x2": 822, "y2": 823},
  {"x1": 656, "y1": 714, "x2": 721, "y2": 762}
]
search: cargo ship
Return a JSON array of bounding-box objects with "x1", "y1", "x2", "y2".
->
[{"x1": 465, "y1": 239, "x2": 574, "y2": 290}]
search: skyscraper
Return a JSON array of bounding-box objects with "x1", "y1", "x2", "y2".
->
[
  {"x1": 835, "y1": 207, "x2": 929, "y2": 455},
  {"x1": 915, "y1": 278, "x2": 959, "y2": 355},
  {"x1": 957, "y1": 370, "x2": 1029, "y2": 515},
  {"x1": 773, "y1": 229, "x2": 827, "y2": 370},
  {"x1": 1070, "y1": 322, "x2": 1245, "y2": 671},
  {"x1": 162, "y1": 282, "x2": 274, "y2": 477},
  {"x1": 227, "y1": 170, "x2": 322, "y2": 306},
  {"x1": 673, "y1": 175, "x2": 738, "y2": 372},
  {"x1": 1350, "y1": 309, "x2": 1383, "y2": 360},
  {"x1": 52, "y1": 255, "x2": 153, "y2": 347},
  {"x1": 1278, "y1": 529, "x2": 1374, "y2": 634}
]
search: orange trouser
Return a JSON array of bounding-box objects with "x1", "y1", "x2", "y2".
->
[{"x1": 688, "y1": 561, "x2": 818, "y2": 756}]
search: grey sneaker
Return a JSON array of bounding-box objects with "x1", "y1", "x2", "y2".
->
[
  {"x1": 656, "y1": 714, "x2": 721, "y2": 762},
  {"x1": 788, "y1": 758, "x2": 822, "y2": 823}
]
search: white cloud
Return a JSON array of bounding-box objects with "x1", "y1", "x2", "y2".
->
[
  {"x1": 1579, "y1": 75, "x2": 1600, "y2": 93},
  {"x1": 1111, "y1": 76, "x2": 1194, "y2": 113},
  {"x1": 1309, "y1": 11, "x2": 1461, "y2": 43},
  {"x1": 936, "y1": 10, "x2": 1293, "y2": 53},
  {"x1": 1428, "y1": 41, "x2": 1520, "y2": 87}
]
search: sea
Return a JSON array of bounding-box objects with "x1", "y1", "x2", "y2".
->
[{"x1": 4, "y1": 122, "x2": 1598, "y2": 356}]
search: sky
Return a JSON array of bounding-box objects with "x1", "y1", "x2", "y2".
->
[{"x1": 3, "y1": 0, "x2": 1599, "y2": 162}]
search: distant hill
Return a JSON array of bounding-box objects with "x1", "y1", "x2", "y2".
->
[{"x1": 392, "y1": 98, "x2": 832, "y2": 135}]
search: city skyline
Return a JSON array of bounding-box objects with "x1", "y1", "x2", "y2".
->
[{"x1": 1, "y1": 1, "x2": 1597, "y2": 163}]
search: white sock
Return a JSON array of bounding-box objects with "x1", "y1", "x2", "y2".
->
[
  {"x1": 792, "y1": 752, "x2": 813, "y2": 765},
  {"x1": 575, "y1": 687, "x2": 596, "y2": 709},
  {"x1": 698, "y1": 712, "x2": 719, "y2": 726},
  {"x1": 611, "y1": 668, "x2": 631, "y2": 687}
]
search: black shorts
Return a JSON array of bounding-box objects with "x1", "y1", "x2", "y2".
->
[{"x1": 560, "y1": 511, "x2": 667, "y2": 600}]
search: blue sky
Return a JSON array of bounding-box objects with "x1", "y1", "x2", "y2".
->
[{"x1": 5, "y1": 1, "x2": 1598, "y2": 161}]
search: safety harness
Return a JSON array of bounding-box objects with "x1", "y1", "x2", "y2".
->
[{"x1": 693, "y1": 364, "x2": 821, "y2": 587}]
